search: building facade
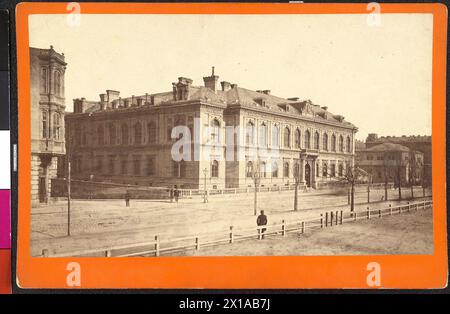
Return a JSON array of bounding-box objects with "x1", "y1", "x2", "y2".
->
[
  {"x1": 364, "y1": 133, "x2": 431, "y2": 186},
  {"x1": 65, "y1": 69, "x2": 357, "y2": 189},
  {"x1": 356, "y1": 142, "x2": 424, "y2": 185},
  {"x1": 30, "y1": 46, "x2": 66, "y2": 206}
]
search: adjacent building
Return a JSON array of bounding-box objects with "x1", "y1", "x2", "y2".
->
[
  {"x1": 65, "y1": 68, "x2": 358, "y2": 190},
  {"x1": 363, "y1": 133, "x2": 431, "y2": 186},
  {"x1": 30, "y1": 46, "x2": 66, "y2": 206},
  {"x1": 356, "y1": 142, "x2": 424, "y2": 185}
]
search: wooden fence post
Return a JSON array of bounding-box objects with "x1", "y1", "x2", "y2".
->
[
  {"x1": 320, "y1": 214, "x2": 324, "y2": 228},
  {"x1": 389, "y1": 204, "x2": 392, "y2": 216},
  {"x1": 335, "y1": 211, "x2": 339, "y2": 225},
  {"x1": 348, "y1": 189, "x2": 350, "y2": 205},
  {"x1": 325, "y1": 212, "x2": 329, "y2": 227},
  {"x1": 378, "y1": 208, "x2": 382, "y2": 218},
  {"x1": 195, "y1": 237, "x2": 200, "y2": 250},
  {"x1": 330, "y1": 211, "x2": 334, "y2": 226},
  {"x1": 301, "y1": 221, "x2": 305, "y2": 234},
  {"x1": 155, "y1": 235, "x2": 160, "y2": 257},
  {"x1": 105, "y1": 250, "x2": 111, "y2": 257},
  {"x1": 340, "y1": 210, "x2": 343, "y2": 225},
  {"x1": 354, "y1": 211, "x2": 357, "y2": 221},
  {"x1": 282, "y1": 220, "x2": 286, "y2": 236},
  {"x1": 407, "y1": 202, "x2": 410, "y2": 212},
  {"x1": 229, "y1": 226, "x2": 234, "y2": 243},
  {"x1": 367, "y1": 206, "x2": 370, "y2": 219}
]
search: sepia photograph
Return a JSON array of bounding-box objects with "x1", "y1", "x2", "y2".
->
[{"x1": 28, "y1": 13, "x2": 433, "y2": 258}]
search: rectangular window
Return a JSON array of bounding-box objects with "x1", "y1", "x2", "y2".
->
[
  {"x1": 42, "y1": 111, "x2": 48, "y2": 139},
  {"x1": 40, "y1": 68, "x2": 48, "y2": 93},
  {"x1": 133, "y1": 157, "x2": 141, "y2": 176},
  {"x1": 97, "y1": 157, "x2": 103, "y2": 173},
  {"x1": 108, "y1": 156, "x2": 115, "y2": 174},
  {"x1": 330, "y1": 164, "x2": 336, "y2": 177},
  {"x1": 173, "y1": 161, "x2": 180, "y2": 177},
  {"x1": 167, "y1": 118, "x2": 173, "y2": 141},
  {"x1": 121, "y1": 159, "x2": 127, "y2": 175},
  {"x1": 146, "y1": 156, "x2": 155, "y2": 176}
]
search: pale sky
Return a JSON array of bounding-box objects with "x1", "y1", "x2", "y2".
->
[{"x1": 29, "y1": 14, "x2": 433, "y2": 140}]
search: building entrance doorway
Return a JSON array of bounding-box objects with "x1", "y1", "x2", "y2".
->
[
  {"x1": 38, "y1": 176, "x2": 47, "y2": 203},
  {"x1": 305, "y1": 163, "x2": 311, "y2": 187}
]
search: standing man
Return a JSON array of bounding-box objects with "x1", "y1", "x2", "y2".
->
[
  {"x1": 125, "y1": 190, "x2": 131, "y2": 207},
  {"x1": 174, "y1": 185, "x2": 179, "y2": 203},
  {"x1": 257, "y1": 210, "x2": 268, "y2": 239}
]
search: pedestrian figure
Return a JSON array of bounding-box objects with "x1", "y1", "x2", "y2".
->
[
  {"x1": 169, "y1": 187, "x2": 174, "y2": 203},
  {"x1": 257, "y1": 210, "x2": 268, "y2": 239},
  {"x1": 125, "y1": 190, "x2": 131, "y2": 207},
  {"x1": 174, "y1": 185, "x2": 179, "y2": 203}
]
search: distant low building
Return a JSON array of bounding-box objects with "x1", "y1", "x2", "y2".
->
[
  {"x1": 356, "y1": 142, "x2": 424, "y2": 186},
  {"x1": 364, "y1": 133, "x2": 431, "y2": 186}
]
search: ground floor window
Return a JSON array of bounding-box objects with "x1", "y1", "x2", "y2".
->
[
  {"x1": 146, "y1": 156, "x2": 155, "y2": 176},
  {"x1": 246, "y1": 161, "x2": 253, "y2": 178},
  {"x1": 283, "y1": 162, "x2": 289, "y2": 178},
  {"x1": 133, "y1": 158, "x2": 141, "y2": 176},
  {"x1": 261, "y1": 162, "x2": 267, "y2": 178},
  {"x1": 330, "y1": 163, "x2": 336, "y2": 177},
  {"x1": 211, "y1": 160, "x2": 219, "y2": 178},
  {"x1": 121, "y1": 159, "x2": 127, "y2": 175},
  {"x1": 322, "y1": 162, "x2": 328, "y2": 177},
  {"x1": 108, "y1": 156, "x2": 115, "y2": 174},
  {"x1": 272, "y1": 160, "x2": 278, "y2": 178}
]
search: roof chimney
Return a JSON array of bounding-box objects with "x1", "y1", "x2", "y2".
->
[
  {"x1": 203, "y1": 66, "x2": 219, "y2": 92},
  {"x1": 106, "y1": 90, "x2": 120, "y2": 103},
  {"x1": 262, "y1": 90, "x2": 271, "y2": 95},
  {"x1": 221, "y1": 81, "x2": 232, "y2": 92}
]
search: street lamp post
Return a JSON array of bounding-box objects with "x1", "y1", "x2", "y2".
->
[
  {"x1": 203, "y1": 167, "x2": 208, "y2": 203},
  {"x1": 66, "y1": 134, "x2": 73, "y2": 236},
  {"x1": 253, "y1": 160, "x2": 260, "y2": 216}
]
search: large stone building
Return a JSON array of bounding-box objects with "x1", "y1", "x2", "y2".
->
[
  {"x1": 30, "y1": 46, "x2": 66, "y2": 206},
  {"x1": 356, "y1": 142, "x2": 424, "y2": 185},
  {"x1": 364, "y1": 134, "x2": 431, "y2": 186},
  {"x1": 65, "y1": 68, "x2": 357, "y2": 190}
]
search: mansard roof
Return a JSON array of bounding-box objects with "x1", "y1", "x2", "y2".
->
[{"x1": 71, "y1": 75, "x2": 356, "y2": 129}]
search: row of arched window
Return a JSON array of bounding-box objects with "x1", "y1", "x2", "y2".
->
[
  {"x1": 245, "y1": 160, "x2": 349, "y2": 179},
  {"x1": 244, "y1": 121, "x2": 352, "y2": 153}
]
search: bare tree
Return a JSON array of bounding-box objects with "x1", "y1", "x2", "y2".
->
[
  {"x1": 382, "y1": 152, "x2": 390, "y2": 201},
  {"x1": 338, "y1": 162, "x2": 367, "y2": 213},
  {"x1": 293, "y1": 162, "x2": 301, "y2": 211},
  {"x1": 249, "y1": 158, "x2": 262, "y2": 216},
  {"x1": 394, "y1": 156, "x2": 403, "y2": 201},
  {"x1": 408, "y1": 151, "x2": 418, "y2": 199}
]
